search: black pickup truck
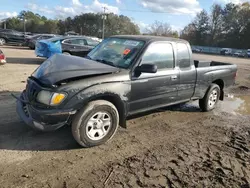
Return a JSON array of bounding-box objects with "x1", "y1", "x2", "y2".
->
[{"x1": 16, "y1": 35, "x2": 237, "y2": 148}]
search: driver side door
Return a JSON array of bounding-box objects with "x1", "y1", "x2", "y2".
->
[
  {"x1": 9, "y1": 31, "x2": 24, "y2": 43},
  {"x1": 129, "y1": 42, "x2": 180, "y2": 114}
]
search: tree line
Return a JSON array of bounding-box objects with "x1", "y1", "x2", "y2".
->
[
  {"x1": 180, "y1": 2, "x2": 250, "y2": 49},
  {"x1": 1, "y1": 11, "x2": 140, "y2": 38},
  {"x1": 4, "y1": 3, "x2": 250, "y2": 49},
  {"x1": 1, "y1": 10, "x2": 179, "y2": 39}
]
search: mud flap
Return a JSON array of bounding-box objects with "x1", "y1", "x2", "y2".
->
[
  {"x1": 220, "y1": 90, "x2": 224, "y2": 101},
  {"x1": 120, "y1": 118, "x2": 127, "y2": 129}
]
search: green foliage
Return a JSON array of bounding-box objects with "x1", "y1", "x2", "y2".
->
[
  {"x1": 57, "y1": 13, "x2": 140, "y2": 37},
  {"x1": 1, "y1": 10, "x2": 140, "y2": 37},
  {"x1": 180, "y1": 2, "x2": 250, "y2": 48}
]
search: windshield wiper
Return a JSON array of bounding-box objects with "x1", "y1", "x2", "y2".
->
[{"x1": 95, "y1": 59, "x2": 117, "y2": 68}]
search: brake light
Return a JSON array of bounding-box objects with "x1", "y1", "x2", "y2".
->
[{"x1": 0, "y1": 54, "x2": 5, "y2": 60}]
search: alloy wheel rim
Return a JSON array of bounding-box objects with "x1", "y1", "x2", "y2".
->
[
  {"x1": 208, "y1": 89, "x2": 218, "y2": 108},
  {"x1": 86, "y1": 112, "x2": 111, "y2": 141},
  {"x1": 0, "y1": 39, "x2": 5, "y2": 45}
]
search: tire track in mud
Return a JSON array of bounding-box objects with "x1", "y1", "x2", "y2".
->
[{"x1": 91, "y1": 119, "x2": 250, "y2": 188}]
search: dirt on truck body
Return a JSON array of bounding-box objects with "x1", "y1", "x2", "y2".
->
[{"x1": 0, "y1": 45, "x2": 249, "y2": 188}]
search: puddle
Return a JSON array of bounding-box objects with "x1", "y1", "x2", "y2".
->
[
  {"x1": 220, "y1": 95, "x2": 250, "y2": 115},
  {"x1": 158, "y1": 95, "x2": 250, "y2": 116}
]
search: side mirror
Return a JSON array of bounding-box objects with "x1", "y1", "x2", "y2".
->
[{"x1": 135, "y1": 64, "x2": 157, "y2": 74}]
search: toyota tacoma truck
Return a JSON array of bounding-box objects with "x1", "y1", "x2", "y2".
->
[{"x1": 15, "y1": 35, "x2": 237, "y2": 148}]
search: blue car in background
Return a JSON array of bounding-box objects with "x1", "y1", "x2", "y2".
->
[{"x1": 35, "y1": 36, "x2": 100, "y2": 58}]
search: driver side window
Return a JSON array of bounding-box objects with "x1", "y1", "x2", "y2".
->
[{"x1": 141, "y1": 42, "x2": 174, "y2": 69}]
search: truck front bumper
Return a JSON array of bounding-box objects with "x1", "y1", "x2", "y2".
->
[{"x1": 16, "y1": 92, "x2": 76, "y2": 131}]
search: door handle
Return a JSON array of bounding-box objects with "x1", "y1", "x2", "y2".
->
[{"x1": 171, "y1": 75, "x2": 178, "y2": 81}]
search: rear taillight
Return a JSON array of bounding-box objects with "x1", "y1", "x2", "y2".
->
[{"x1": 0, "y1": 54, "x2": 5, "y2": 60}]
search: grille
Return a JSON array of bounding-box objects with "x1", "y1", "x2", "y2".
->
[
  {"x1": 23, "y1": 104, "x2": 29, "y2": 117},
  {"x1": 26, "y1": 80, "x2": 41, "y2": 102}
]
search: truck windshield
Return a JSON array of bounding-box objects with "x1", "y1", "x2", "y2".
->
[{"x1": 87, "y1": 38, "x2": 145, "y2": 69}]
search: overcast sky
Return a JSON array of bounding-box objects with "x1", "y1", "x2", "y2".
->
[{"x1": 0, "y1": 0, "x2": 248, "y2": 32}]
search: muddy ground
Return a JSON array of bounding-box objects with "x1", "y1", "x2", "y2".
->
[{"x1": 0, "y1": 46, "x2": 249, "y2": 188}]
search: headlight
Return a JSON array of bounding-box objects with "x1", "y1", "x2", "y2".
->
[{"x1": 37, "y1": 90, "x2": 67, "y2": 106}]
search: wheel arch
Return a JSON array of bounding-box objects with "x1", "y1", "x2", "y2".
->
[
  {"x1": 86, "y1": 93, "x2": 128, "y2": 129},
  {"x1": 212, "y1": 79, "x2": 224, "y2": 100}
]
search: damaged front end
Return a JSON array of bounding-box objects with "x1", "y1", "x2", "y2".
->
[
  {"x1": 15, "y1": 53, "x2": 129, "y2": 131},
  {"x1": 15, "y1": 78, "x2": 76, "y2": 131}
]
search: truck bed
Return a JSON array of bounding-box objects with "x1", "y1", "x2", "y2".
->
[
  {"x1": 194, "y1": 60, "x2": 232, "y2": 68},
  {"x1": 192, "y1": 60, "x2": 237, "y2": 100}
]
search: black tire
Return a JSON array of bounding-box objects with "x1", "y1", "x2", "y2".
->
[
  {"x1": 199, "y1": 84, "x2": 221, "y2": 112},
  {"x1": 72, "y1": 100, "x2": 119, "y2": 148}
]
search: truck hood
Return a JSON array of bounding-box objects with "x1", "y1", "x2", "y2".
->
[{"x1": 32, "y1": 54, "x2": 120, "y2": 85}]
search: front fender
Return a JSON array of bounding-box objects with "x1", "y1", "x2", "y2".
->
[{"x1": 64, "y1": 82, "x2": 131, "y2": 128}]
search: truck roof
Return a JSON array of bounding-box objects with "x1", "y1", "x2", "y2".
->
[{"x1": 111, "y1": 35, "x2": 187, "y2": 43}]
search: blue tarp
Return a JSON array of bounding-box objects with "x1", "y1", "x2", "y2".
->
[{"x1": 35, "y1": 40, "x2": 62, "y2": 58}]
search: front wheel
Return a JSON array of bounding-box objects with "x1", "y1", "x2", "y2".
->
[
  {"x1": 71, "y1": 100, "x2": 119, "y2": 148},
  {"x1": 199, "y1": 84, "x2": 221, "y2": 112}
]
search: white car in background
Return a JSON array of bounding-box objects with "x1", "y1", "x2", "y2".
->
[
  {"x1": 90, "y1": 37, "x2": 102, "y2": 42},
  {"x1": 220, "y1": 48, "x2": 233, "y2": 56}
]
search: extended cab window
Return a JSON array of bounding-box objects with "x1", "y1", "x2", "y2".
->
[
  {"x1": 177, "y1": 43, "x2": 191, "y2": 68},
  {"x1": 141, "y1": 42, "x2": 174, "y2": 69}
]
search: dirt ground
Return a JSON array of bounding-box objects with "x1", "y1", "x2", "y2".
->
[{"x1": 0, "y1": 46, "x2": 249, "y2": 188}]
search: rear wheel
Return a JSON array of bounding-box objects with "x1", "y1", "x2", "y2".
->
[
  {"x1": 199, "y1": 84, "x2": 221, "y2": 112},
  {"x1": 0, "y1": 38, "x2": 6, "y2": 45},
  {"x1": 72, "y1": 100, "x2": 119, "y2": 148}
]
